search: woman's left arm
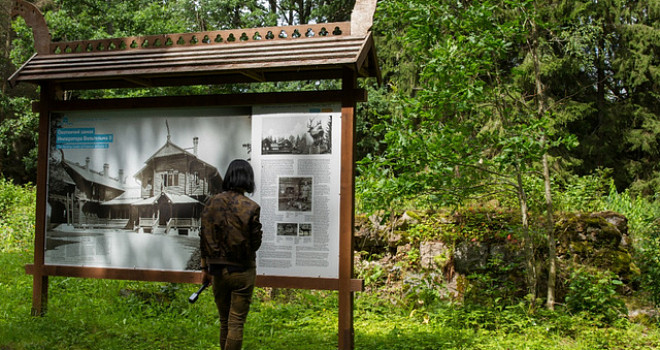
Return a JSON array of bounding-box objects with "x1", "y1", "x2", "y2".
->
[{"x1": 249, "y1": 207, "x2": 263, "y2": 251}]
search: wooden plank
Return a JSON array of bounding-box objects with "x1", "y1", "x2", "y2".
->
[
  {"x1": 19, "y1": 45, "x2": 364, "y2": 73},
  {"x1": 19, "y1": 51, "x2": 360, "y2": 75},
  {"x1": 31, "y1": 83, "x2": 53, "y2": 316},
  {"x1": 35, "y1": 36, "x2": 366, "y2": 64},
  {"x1": 46, "y1": 64, "x2": 374, "y2": 91},
  {"x1": 24, "y1": 264, "x2": 364, "y2": 291},
  {"x1": 48, "y1": 90, "x2": 367, "y2": 111},
  {"x1": 355, "y1": 32, "x2": 376, "y2": 78},
  {"x1": 338, "y1": 68, "x2": 358, "y2": 350},
  {"x1": 12, "y1": 37, "x2": 377, "y2": 91},
  {"x1": 16, "y1": 58, "x2": 358, "y2": 82},
  {"x1": 53, "y1": 69, "x2": 344, "y2": 90},
  {"x1": 24, "y1": 45, "x2": 362, "y2": 72}
]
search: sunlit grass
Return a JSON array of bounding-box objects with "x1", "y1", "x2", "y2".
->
[
  {"x1": 2, "y1": 247, "x2": 660, "y2": 349},
  {"x1": 2, "y1": 180, "x2": 660, "y2": 349}
]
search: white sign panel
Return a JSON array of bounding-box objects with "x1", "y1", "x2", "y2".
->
[
  {"x1": 44, "y1": 103, "x2": 342, "y2": 279},
  {"x1": 252, "y1": 104, "x2": 342, "y2": 279},
  {"x1": 45, "y1": 107, "x2": 251, "y2": 271}
]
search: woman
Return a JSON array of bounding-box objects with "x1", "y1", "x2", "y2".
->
[{"x1": 200, "y1": 159, "x2": 262, "y2": 350}]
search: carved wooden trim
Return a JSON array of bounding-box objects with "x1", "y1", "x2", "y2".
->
[
  {"x1": 11, "y1": 0, "x2": 51, "y2": 55},
  {"x1": 50, "y1": 22, "x2": 351, "y2": 55},
  {"x1": 11, "y1": 0, "x2": 377, "y2": 59}
]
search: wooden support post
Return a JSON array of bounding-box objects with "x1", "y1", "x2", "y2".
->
[
  {"x1": 338, "y1": 68, "x2": 358, "y2": 350},
  {"x1": 31, "y1": 83, "x2": 54, "y2": 316}
]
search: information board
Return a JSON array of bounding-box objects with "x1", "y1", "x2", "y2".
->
[{"x1": 44, "y1": 103, "x2": 341, "y2": 279}]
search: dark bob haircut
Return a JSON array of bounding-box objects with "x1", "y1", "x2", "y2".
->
[{"x1": 222, "y1": 159, "x2": 255, "y2": 193}]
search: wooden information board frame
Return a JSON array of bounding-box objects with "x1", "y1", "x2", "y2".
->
[{"x1": 10, "y1": 1, "x2": 380, "y2": 349}]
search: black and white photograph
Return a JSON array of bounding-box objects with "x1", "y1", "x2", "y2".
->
[
  {"x1": 260, "y1": 114, "x2": 332, "y2": 155},
  {"x1": 277, "y1": 176, "x2": 312, "y2": 212},
  {"x1": 276, "y1": 223, "x2": 298, "y2": 236},
  {"x1": 45, "y1": 107, "x2": 251, "y2": 271},
  {"x1": 298, "y1": 223, "x2": 312, "y2": 237}
]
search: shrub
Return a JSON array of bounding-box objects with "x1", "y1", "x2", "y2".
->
[
  {"x1": 463, "y1": 253, "x2": 524, "y2": 307},
  {"x1": 636, "y1": 223, "x2": 660, "y2": 306},
  {"x1": 565, "y1": 267, "x2": 627, "y2": 324},
  {"x1": 0, "y1": 177, "x2": 35, "y2": 252}
]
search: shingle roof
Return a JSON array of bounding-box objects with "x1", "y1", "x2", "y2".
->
[
  {"x1": 131, "y1": 192, "x2": 201, "y2": 206},
  {"x1": 9, "y1": 22, "x2": 379, "y2": 90},
  {"x1": 62, "y1": 160, "x2": 125, "y2": 191}
]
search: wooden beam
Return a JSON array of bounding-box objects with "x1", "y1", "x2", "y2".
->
[
  {"x1": 238, "y1": 70, "x2": 266, "y2": 82},
  {"x1": 351, "y1": 0, "x2": 377, "y2": 37},
  {"x1": 31, "y1": 82, "x2": 53, "y2": 316},
  {"x1": 122, "y1": 76, "x2": 153, "y2": 87},
  {"x1": 49, "y1": 90, "x2": 367, "y2": 111},
  {"x1": 338, "y1": 67, "x2": 358, "y2": 350},
  {"x1": 24, "y1": 265, "x2": 364, "y2": 291},
  {"x1": 10, "y1": 34, "x2": 379, "y2": 90}
]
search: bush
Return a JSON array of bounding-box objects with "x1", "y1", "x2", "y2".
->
[
  {"x1": 636, "y1": 223, "x2": 660, "y2": 306},
  {"x1": 463, "y1": 253, "x2": 524, "y2": 307},
  {"x1": 565, "y1": 267, "x2": 627, "y2": 324},
  {"x1": 0, "y1": 177, "x2": 35, "y2": 252}
]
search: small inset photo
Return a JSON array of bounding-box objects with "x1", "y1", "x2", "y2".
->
[
  {"x1": 277, "y1": 222, "x2": 298, "y2": 236},
  {"x1": 298, "y1": 223, "x2": 312, "y2": 237},
  {"x1": 278, "y1": 176, "x2": 312, "y2": 212},
  {"x1": 261, "y1": 115, "x2": 332, "y2": 155}
]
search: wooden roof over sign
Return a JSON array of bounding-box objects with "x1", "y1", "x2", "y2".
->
[{"x1": 9, "y1": 0, "x2": 380, "y2": 90}]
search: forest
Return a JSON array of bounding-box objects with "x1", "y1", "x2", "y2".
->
[{"x1": 1, "y1": 0, "x2": 660, "y2": 349}]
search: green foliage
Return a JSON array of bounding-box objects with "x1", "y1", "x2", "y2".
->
[
  {"x1": 0, "y1": 96, "x2": 39, "y2": 179},
  {"x1": 553, "y1": 170, "x2": 612, "y2": 212},
  {"x1": 405, "y1": 220, "x2": 441, "y2": 243},
  {"x1": 463, "y1": 254, "x2": 523, "y2": 307},
  {"x1": 402, "y1": 273, "x2": 445, "y2": 312},
  {"x1": 553, "y1": 0, "x2": 660, "y2": 191},
  {"x1": 357, "y1": 0, "x2": 576, "y2": 220},
  {"x1": 601, "y1": 184, "x2": 660, "y2": 238},
  {"x1": 356, "y1": 255, "x2": 386, "y2": 290},
  {"x1": 565, "y1": 267, "x2": 628, "y2": 324},
  {"x1": 357, "y1": 0, "x2": 659, "y2": 221},
  {"x1": 550, "y1": 170, "x2": 660, "y2": 238},
  {"x1": 637, "y1": 226, "x2": 660, "y2": 307},
  {"x1": 0, "y1": 178, "x2": 35, "y2": 253}
]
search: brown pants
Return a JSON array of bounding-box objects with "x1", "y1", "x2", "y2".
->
[{"x1": 212, "y1": 267, "x2": 256, "y2": 350}]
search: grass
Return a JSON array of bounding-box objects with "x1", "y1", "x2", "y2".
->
[
  {"x1": 2, "y1": 245, "x2": 660, "y2": 350},
  {"x1": 2, "y1": 180, "x2": 660, "y2": 349}
]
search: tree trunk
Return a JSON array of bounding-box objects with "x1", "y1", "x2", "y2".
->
[
  {"x1": 528, "y1": 4, "x2": 556, "y2": 310},
  {"x1": 516, "y1": 167, "x2": 537, "y2": 307},
  {"x1": 542, "y1": 153, "x2": 556, "y2": 310},
  {"x1": 268, "y1": 0, "x2": 278, "y2": 14},
  {"x1": 1, "y1": 0, "x2": 10, "y2": 97}
]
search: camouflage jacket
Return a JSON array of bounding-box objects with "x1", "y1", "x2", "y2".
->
[{"x1": 200, "y1": 190, "x2": 262, "y2": 267}]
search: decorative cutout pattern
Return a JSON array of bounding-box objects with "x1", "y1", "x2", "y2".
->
[{"x1": 50, "y1": 22, "x2": 351, "y2": 55}]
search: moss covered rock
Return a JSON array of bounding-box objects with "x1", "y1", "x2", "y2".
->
[{"x1": 555, "y1": 211, "x2": 640, "y2": 290}]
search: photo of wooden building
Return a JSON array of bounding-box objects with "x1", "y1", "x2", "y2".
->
[
  {"x1": 48, "y1": 129, "x2": 222, "y2": 236},
  {"x1": 131, "y1": 133, "x2": 222, "y2": 235}
]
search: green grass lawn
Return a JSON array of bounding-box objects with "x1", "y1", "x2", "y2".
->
[{"x1": 2, "y1": 248, "x2": 660, "y2": 350}]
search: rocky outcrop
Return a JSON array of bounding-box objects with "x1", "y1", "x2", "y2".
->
[
  {"x1": 555, "y1": 211, "x2": 639, "y2": 286},
  {"x1": 354, "y1": 209, "x2": 640, "y2": 303}
]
